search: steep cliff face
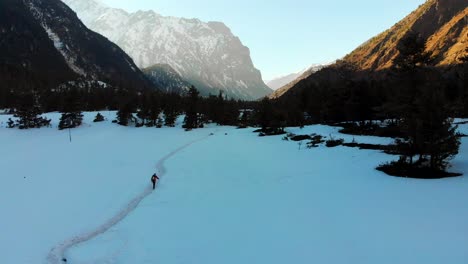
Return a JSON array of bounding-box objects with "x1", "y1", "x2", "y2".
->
[
  {"x1": 0, "y1": 0, "x2": 154, "y2": 92},
  {"x1": 342, "y1": 0, "x2": 467, "y2": 71},
  {"x1": 62, "y1": 0, "x2": 272, "y2": 100},
  {"x1": 273, "y1": 0, "x2": 467, "y2": 99}
]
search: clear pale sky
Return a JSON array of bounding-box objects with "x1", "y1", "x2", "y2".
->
[{"x1": 100, "y1": 0, "x2": 426, "y2": 81}]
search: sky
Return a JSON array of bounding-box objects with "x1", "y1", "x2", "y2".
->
[{"x1": 100, "y1": 0, "x2": 426, "y2": 81}]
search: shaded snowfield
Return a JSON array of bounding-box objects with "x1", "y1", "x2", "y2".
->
[
  {"x1": 1, "y1": 113, "x2": 468, "y2": 264},
  {"x1": 0, "y1": 112, "x2": 220, "y2": 264},
  {"x1": 47, "y1": 132, "x2": 211, "y2": 264}
]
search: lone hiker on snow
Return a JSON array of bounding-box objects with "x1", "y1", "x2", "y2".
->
[{"x1": 151, "y1": 173, "x2": 159, "y2": 190}]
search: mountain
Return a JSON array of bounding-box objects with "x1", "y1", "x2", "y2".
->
[
  {"x1": 267, "y1": 64, "x2": 329, "y2": 97},
  {"x1": 343, "y1": 0, "x2": 467, "y2": 71},
  {"x1": 273, "y1": 0, "x2": 467, "y2": 99},
  {"x1": 0, "y1": 0, "x2": 154, "y2": 93},
  {"x1": 62, "y1": 0, "x2": 273, "y2": 100},
  {"x1": 143, "y1": 64, "x2": 192, "y2": 94},
  {"x1": 266, "y1": 67, "x2": 310, "y2": 91}
]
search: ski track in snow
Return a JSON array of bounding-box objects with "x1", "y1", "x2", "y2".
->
[{"x1": 47, "y1": 135, "x2": 211, "y2": 264}]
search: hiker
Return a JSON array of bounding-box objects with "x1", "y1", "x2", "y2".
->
[{"x1": 151, "y1": 173, "x2": 159, "y2": 190}]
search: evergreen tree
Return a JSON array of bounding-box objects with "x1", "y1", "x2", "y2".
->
[
  {"x1": 257, "y1": 97, "x2": 274, "y2": 131},
  {"x1": 222, "y1": 99, "x2": 240, "y2": 126},
  {"x1": 392, "y1": 33, "x2": 460, "y2": 171},
  {"x1": 164, "y1": 109, "x2": 178, "y2": 127},
  {"x1": 147, "y1": 93, "x2": 161, "y2": 127},
  {"x1": 416, "y1": 87, "x2": 460, "y2": 170},
  {"x1": 136, "y1": 93, "x2": 154, "y2": 127},
  {"x1": 116, "y1": 104, "x2": 134, "y2": 126},
  {"x1": 58, "y1": 89, "x2": 83, "y2": 130},
  {"x1": 238, "y1": 109, "x2": 251, "y2": 128},
  {"x1": 204, "y1": 92, "x2": 224, "y2": 124},
  {"x1": 14, "y1": 93, "x2": 51, "y2": 129},
  {"x1": 392, "y1": 32, "x2": 432, "y2": 164},
  {"x1": 161, "y1": 92, "x2": 181, "y2": 127},
  {"x1": 156, "y1": 116, "x2": 164, "y2": 128},
  {"x1": 394, "y1": 32, "x2": 432, "y2": 72},
  {"x1": 136, "y1": 109, "x2": 149, "y2": 127},
  {"x1": 214, "y1": 91, "x2": 225, "y2": 124},
  {"x1": 115, "y1": 90, "x2": 136, "y2": 126},
  {"x1": 7, "y1": 118, "x2": 15, "y2": 128},
  {"x1": 183, "y1": 86, "x2": 201, "y2": 130},
  {"x1": 93, "y1": 113, "x2": 105, "y2": 122}
]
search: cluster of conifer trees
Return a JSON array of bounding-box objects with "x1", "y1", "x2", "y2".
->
[
  {"x1": 273, "y1": 33, "x2": 466, "y2": 175},
  {"x1": 2, "y1": 33, "x2": 466, "y2": 175},
  {"x1": 2, "y1": 80, "x2": 257, "y2": 130}
]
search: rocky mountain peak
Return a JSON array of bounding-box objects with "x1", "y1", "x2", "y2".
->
[
  {"x1": 62, "y1": 0, "x2": 272, "y2": 100},
  {"x1": 0, "y1": 0, "x2": 154, "y2": 93}
]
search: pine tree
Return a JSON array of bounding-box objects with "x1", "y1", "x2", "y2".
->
[
  {"x1": 392, "y1": 33, "x2": 460, "y2": 171},
  {"x1": 7, "y1": 118, "x2": 15, "y2": 128},
  {"x1": 222, "y1": 99, "x2": 240, "y2": 126},
  {"x1": 147, "y1": 93, "x2": 161, "y2": 127},
  {"x1": 93, "y1": 113, "x2": 105, "y2": 122},
  {"x1": 183, "y1": 86, "x2": 200, "y2": 130},
  {"x1": 161, "y1": 92, "x2": 180, "y2": 127},
  {"x1": 256, "y1": 97, "x2": 273, "y2": 131},
  {"x1": 156, "y1": 116, "x2": 164, "y2": 128},
  {"x1": 136, "y1": 108, "x2": 149, "y2": 127},
  {"x1": 416, "y1": 87, "x2": 460, "y2": 170},
  {"x1": 137, "y1": 94, "x2": 152, "y2": 127},
  {"x1": 14, "y1": 93, "x2": 51, "y2": 129},
  {"x1": 116, "y1": 104, "x2": 134, "y2": 126},
  {"x1": 394, "y1": 32, "x2": 432, "y2": 72},
  {"x1": 392, "y1": 32, "x2": 432, "y2": 164},
  {"x1": 58, "y1": 89, "x2": 83, "y2": 130},
  {"x1": 238, "y1": 110, "x2": 251, "y2": 128},
  {"x1": 164, "y1": 108, "x2": 178, "y2": 127},
  {"x1": 115, "y1": 90, "x2": 136, "y2": 126},
  {"x1": 215, "y1": 91, "x2": 225, "y2": 124}
]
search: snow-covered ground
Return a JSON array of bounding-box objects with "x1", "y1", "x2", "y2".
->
[{"x1": 1, "y1": 112, "x2": 468, "y2": 264}]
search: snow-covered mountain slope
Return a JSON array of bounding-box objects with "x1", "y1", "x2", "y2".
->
[
  {"x1": 143, "y1": 64, "x2": 192, "y2": 94},
  {"x1": 62, "y1": 0, "x2": 272, "y2": 100},
  {"x1": 0, "y1": 0, "x2": 154, "y2": 93},
  {"x1": 2, "y1": 113, "x2": 468, "y2": 263},
  {"x1": 266, "y1": 64, "x2": 327, "y2": 90}
]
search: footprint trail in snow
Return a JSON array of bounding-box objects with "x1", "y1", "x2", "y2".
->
[{"x1": 47, "y1": 135, "x2": 210, "y2": 264}]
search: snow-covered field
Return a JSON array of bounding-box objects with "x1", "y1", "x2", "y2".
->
[{"x1": 1, "y1": 112, "x2": 468, "y2": 264}]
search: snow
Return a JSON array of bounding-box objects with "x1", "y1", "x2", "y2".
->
[
  {"x1": 44, "y1": 28, "x2": 64, "y2": 49},
  {"x1": 1, "y1": 113, "x2": 468, "y2": 264},
  {"x1": 26, "y1": 1, "x2": 86, "y2": 76},
  {"x1": 56, "y1": 80, "x2": 110, "y2": 91},
  {"x1": 61, "y1": 0, "x2": 271, "y2": 99},
  {"x1": 266, "y1": 63, "x2": 330, "y2": 90}
]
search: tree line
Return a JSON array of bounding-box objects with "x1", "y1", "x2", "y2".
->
[
  {"x1": 2, "y1": 79, "x2": 262, "y2": 130},
  {"x1": 273, "y1": 32, "x2": 466, "y2": 176},
  {"x1": 2, "y1": 33, "x2": 466, "y2": 176}
]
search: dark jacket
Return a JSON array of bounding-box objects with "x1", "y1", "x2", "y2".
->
[{"x1": 151, "y1": 174, "x2": 159, "y2": 182}]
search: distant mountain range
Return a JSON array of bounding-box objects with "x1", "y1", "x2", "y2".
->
[
  {"x1": 62, "y1": 0, "x2": 272, "y2": 100},
  {"x1": 266, "y1": 64, "x2": 329, "y2": 95},
  {"x1": 142, "y1": 64, "x2": 192, "y2": 94},
  {"x1": 273, "y1": 0, "x2": 468, "y2": 99},
  {"x1": 0, "y1": 0, "x2": 153, "y2": 93},
  {"x1": 266, "y1": 67, "x2": 311, "y2": 91}
]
